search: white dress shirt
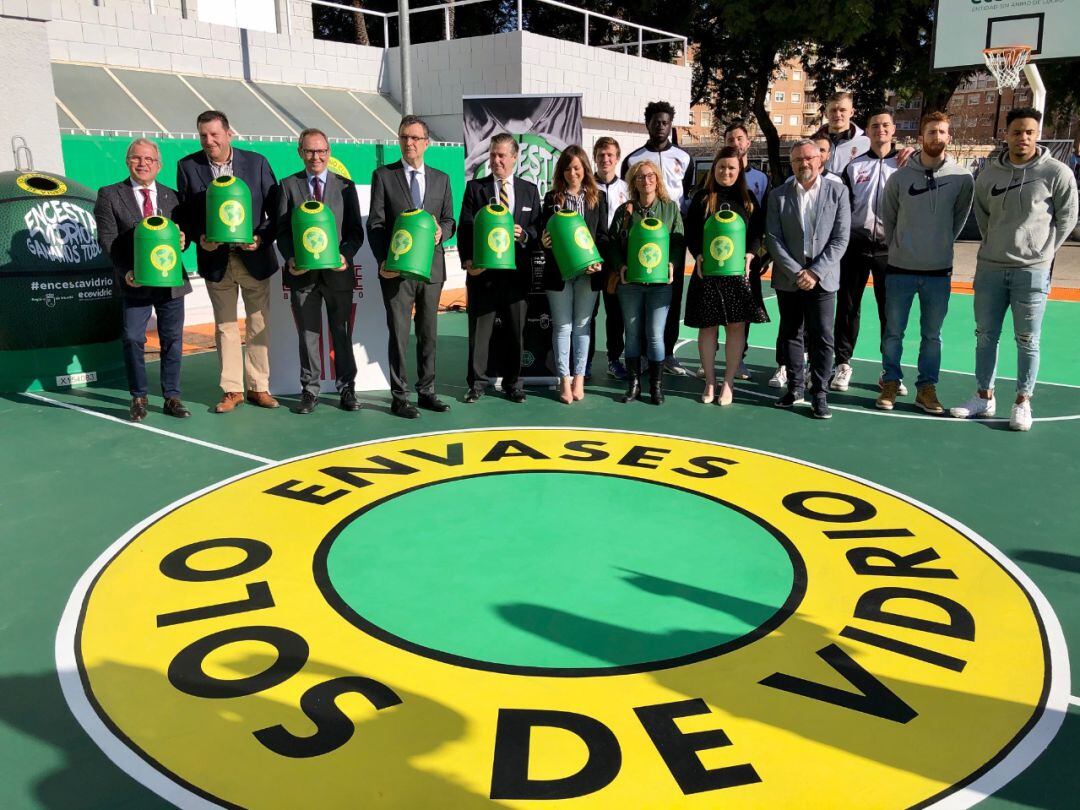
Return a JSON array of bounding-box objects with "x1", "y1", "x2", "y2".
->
[
  {"x1": 404, "y1": 163, "x2": 426, "y2": 205},
  {"x1": 795, "y1": 174, "x2": 823, "y2": 261},
  {"x1": 130, "y1": 178, "x2": 159, "y2": 215}
]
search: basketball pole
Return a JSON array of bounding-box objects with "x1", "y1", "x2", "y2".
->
[{"x1": 1023, "y1": 62, "x2": 1046, "y2": 138}]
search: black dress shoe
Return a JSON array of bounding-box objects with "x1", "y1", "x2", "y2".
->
[
  {"x1": 129, "y1": 396, "x2": 148, "y2": 422},
  {"x1": 418, "y1": 393, "x2": 450, "y2": 412},
  {"x1": 773, "y1": 389, "x2": 806, "y2": 409},
  {"x1": 507, "y1": 388, "x2": 527, "y2": 403},
  {"x1": 463, "y1": 387, "x2": 484, "y2": 404},
  {"x1": 391, "y1": 398, "x2": 420, "y2": 419},
  {"x1": 296, "y1": 392, "x2": 318, "y2": 414},
  {"x1": 340, "y1": 387, "x2": 360, "y2": 411},
  {"x1": 163, "y1": 397, "x2": 191, "y2": 418}
]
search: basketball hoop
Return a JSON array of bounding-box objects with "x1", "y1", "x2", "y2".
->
[{"x1": 983, "y1": 45, "x2": 1032, "y2": 92}]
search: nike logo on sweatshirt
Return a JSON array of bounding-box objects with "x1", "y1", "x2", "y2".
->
[
  {"x1": 990, "y1": 181, "x2": 1028, "y2": 197},
  {"x1": 908, "y1": 182, "x2": 950, "y2": 196}
]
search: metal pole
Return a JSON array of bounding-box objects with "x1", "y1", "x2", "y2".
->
[
  {"x1": 583, "y1": 12, "x2": 588, "y2": 47},
  {"x1": 637, "y1": 26, "x2": 642, "y2": 58},
  {"x1": 517, "y1": 0, "x2": 523, "y2": 31},
  {"x1": 398, "y1": 0, "x2": 413, "y2": 115},
  {"x1": 444, "y1": 7, "x2": 451, "y2": 40},
  {"x1": 1023, "y1": 63, "x2": 1046, "y2": 139},
  {"x1": 383, "y1": 16, "x2": 389, "y2": 48}
]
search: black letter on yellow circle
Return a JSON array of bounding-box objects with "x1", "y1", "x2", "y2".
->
[
  {"x1": 482, "y1": 441, "x2": 550, "y2": 462},
  {"x1": 490, "y1": 709, "x2": 621, "y2": 800},
  {"x1": 782, "y1": 491, "x2": 877, "y2": 523},
  {"x1": 254, "y1": 676, "x2": 403, "y2": 758},
  {"x1": 160, "y1": 538, "x2": 271, "y2": 581},
  {"x1": 634, "y1": 698, "x2": 761, "y2": 795},
  {"x1": 855, "y1": 587, "x2": 975, "y2": 640},
  {"x1": 168, "y1": 626, "x2": 308, "y2": 698},
  {"x1": 559, "y1": 440, "x2": 610, "y2": 462}
]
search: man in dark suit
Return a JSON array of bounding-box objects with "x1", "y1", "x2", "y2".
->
[
  {"x1": 766, "y1": 139, "x2": 851, "y2": 420},
  {"x1": 276, "y1": 128, "x2": 365, "y2": 414},
  {"x1": 95, "y1": 137, "x2": 192, "y2": 422},
  {"x1": 176, "y1": 110, "x2": 280, "y2": 414},
  {"x1": 458, "y1": 132, "x2": 542, "y2": 403},
  {"x1": 367, "y1": 114, "x2": 456, "y2": 419}
]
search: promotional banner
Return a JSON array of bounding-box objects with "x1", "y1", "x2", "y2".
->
[{"x1": 463, "y1": 94, "x2": 582, "y2": 198}]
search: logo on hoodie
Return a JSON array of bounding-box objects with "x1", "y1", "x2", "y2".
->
[
  {"x1": 991, "y1": 181, "x2": 1028, "y2": 197},
  {"x1": 908, "y1": 182, "x2": 950, "y2": 197}
]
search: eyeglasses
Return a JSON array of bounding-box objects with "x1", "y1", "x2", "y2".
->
[
  {"x1": 302, "y1": 149, "x2": 329, "y2": 157},
  {"x1": 399, "y1": 135, "x2": 427, "y2": 143},
  {"x1": 635, "y1": 173, "x2": 658, "y2": 182},
  {"x1": 127, "y1": 156, "x2": 159, "y2": 165}
]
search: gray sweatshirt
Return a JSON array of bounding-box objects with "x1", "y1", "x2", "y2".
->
[
  {"x1": 883, "y1": 153, "x2": 974, "y2": 272},
  {"x1": 973, "y1": 146, "x2": 1078, "y2": 271}
]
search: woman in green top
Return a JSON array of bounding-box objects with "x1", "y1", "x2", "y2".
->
[{"x1": 610, "y1": 159, "x2": 685, "y2": 405}]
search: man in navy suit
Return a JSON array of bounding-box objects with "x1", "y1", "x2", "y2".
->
[
  {"x1": 176, "y1": 110, "x2": 279, "y2": 413},
  {"x1": 458, "y1": 133, "x2": 542, "y2": 403},
  {"x1": 766, "y1": 139, "x2": 851, "y2": 419},
  {"x1": 95, "y1": 137, "x2": 192, "y2": 422}
]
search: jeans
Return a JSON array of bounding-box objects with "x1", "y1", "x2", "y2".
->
[
  {"x1": 973, "y1": 267, "x2": 1051, "y2": 396},
  {"x1": 881, "y1": 273, "x2": 951, "y2": 388},
  {"x1": 547, "y1": 275, "x2": 598, "y2": 377},
  {"x1": 618, "y1": 283, "x2": 672, "y2": 363},
  {"x1": 122, "y1": 295, "x2": 184, "y2": 398}
]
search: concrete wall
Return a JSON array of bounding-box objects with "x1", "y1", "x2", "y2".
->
[
  {"x1": 45, "y1": 0, "x2": 383, "y2": 90},
  {"x1": 385, "y1": 30, "x2": 691, "y2": 143},
  {"x1": 0, "y1": 8, "x2": 64, "y2": 173}
]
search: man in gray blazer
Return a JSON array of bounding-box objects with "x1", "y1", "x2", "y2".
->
[
  {"x1": 276, "y1": 128, "x2": 366, "y2": 414},
  {"x1": 766, "y1": 139, "x2": 851, "y2": 418},
  {"x1": 367, "y1": 115, "x2": 457, "y2": 419}
]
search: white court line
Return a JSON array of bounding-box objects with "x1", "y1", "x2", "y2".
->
[
  {"x1": 23, "y1": 392, "x2": 275, "y2": 464},
  {"x1": 1069, "y1": 695, "x2": 1080, "y2": 709}
]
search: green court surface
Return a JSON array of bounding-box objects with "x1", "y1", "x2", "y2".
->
[{"x1": 1, "y1": 289, "x2": 1077, "y2": 809}]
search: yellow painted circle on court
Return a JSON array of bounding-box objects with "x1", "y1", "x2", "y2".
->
[{"x1": 60, "y1": 429, "x2": 1065, "y2": 809}]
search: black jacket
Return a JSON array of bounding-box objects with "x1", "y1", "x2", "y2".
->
[
  {"x1": 684, "y1": 185, "x2": 765, "y2": 261},
  {"x1": 539, "y1": 190, "x2": 608, "y2": 292},
  {"x1": 458, "y1": 175, "x2": 542, "y2": 293}
]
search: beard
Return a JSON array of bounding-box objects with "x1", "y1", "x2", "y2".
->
[{"x1": 922, "y1": 141, "x2": 946, "y2": 159}]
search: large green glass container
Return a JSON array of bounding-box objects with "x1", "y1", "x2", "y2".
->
[
  {"x1": 625, "y1": 216, "x2": 670, "y2": 284},
  {"x1": 291, "y1": 201, "x2": 341, "y2": 271},
  {"x1": 472, "y1": 203, "x2": 515, "y2": 271},
  {"x1": 384, "y1": 208, "x2": 437, "y2": 280},
  {"x1": 205, "y1": 175, "x2": 253, "y2": 244},
  {"x1": 702, "y1": 208, "x2": 746, "y2": 277},
  {"x1": 134, "y1": 215, "x2": 184, "y2": 287},
  {"x1": 547, "y1": 210, "x2": 601, "y2": 280}
]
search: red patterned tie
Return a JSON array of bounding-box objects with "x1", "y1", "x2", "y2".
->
[
  {"x1": 141, "y1": 188, "x2": 153, "y2": 217},
  {"x1": 312, "y1": 176, "x2": 323, "y2": 203}
]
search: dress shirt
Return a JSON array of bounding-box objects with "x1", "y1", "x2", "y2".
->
[
  {"x1": 209, "y1": 152, "x2": 234, "y2": 179},
  {"x1": 129, "y1": 179, "x2": 159, "y2": 215},
  {"x1": 795, "y1": 174, "x2": 823, "y2": 262},
  {"x1": 404, "y1": 162, "x2": 426, "y2": 205},
  {"x1": 306, "y1": 169, "x2": 330, "y2": 201}
]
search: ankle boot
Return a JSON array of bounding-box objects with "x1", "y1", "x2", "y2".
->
[
  {"x1": 619, "y1": 358, "x2": 641, "y2": 403},
  {"x1": 649, "y1": 360, "x2": 665, "y2": 405}
]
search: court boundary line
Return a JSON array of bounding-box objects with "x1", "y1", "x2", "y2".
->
[{"x1": 23, "y1": 392, "x2": 275, "y2": 464}]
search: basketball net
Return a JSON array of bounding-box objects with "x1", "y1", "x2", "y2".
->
[{"x1": 983, "y1": 45, "x2": 1032, "y2": 92}]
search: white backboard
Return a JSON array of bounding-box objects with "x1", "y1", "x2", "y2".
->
[{"x1": 932, "y1": 0, "x2": 1080, "y2": 71}]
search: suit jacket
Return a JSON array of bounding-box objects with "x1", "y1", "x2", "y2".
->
[
  {"x1": 94, "y1": 179, "x2": 192, "y2": 301},
  {"x1": 766, "y1": 176, "x2": 850, "y2": 293},
  {"x1": 539, "y1": 190, "x2": 608, "y2": 292},
  {"x1": 175, "y1": 147, "x2": 279, "y2": 282},
  {"x1": 275, "y1": 170, "x2": 365, "y2": 291},
  {"x1": 366, "y1": 160, "x2": 456, "y2": 285},
  {"x1": 458, "y1": 175, "x2": 542, "y2": 293}
]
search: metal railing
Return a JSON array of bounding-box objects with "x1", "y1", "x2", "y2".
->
[{"x1": 311, "y1": 0, "x2": 686, "y2": 61}]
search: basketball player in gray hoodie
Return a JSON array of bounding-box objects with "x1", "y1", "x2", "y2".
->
[
  {"x1": 951, "y1": 107, "x2": 1078, "y2": 431},
  {"x1": 878, "y1": 111, "x2": 974, "y2": 414}
]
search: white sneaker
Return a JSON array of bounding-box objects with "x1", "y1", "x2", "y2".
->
[
  {"x1": 950, "y1": 394, "x2": 996, "y2": 419},
  {"x1": 878, "y1": 371, "x2": 907, "y2": 396},
  {"x1": 1009, "y1": 400, "x2": 1033, "y2": 431},
  {"x1": 830, "y1": 363, "x2": 853, "y2": 391},
  {"x1": 769, "y1": 366, "x2": 787, "y2": 388}
]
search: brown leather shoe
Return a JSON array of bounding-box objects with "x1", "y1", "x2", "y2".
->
[
  {"x1": 246, "y1": 390, "x2": 280, "y2": 409},
  {"x1": 163, "y1": 397, "x2": 191, "y2": 418},
  {"x1": 215, "y1": 392, "x2": 244, "y2": 413},
  {"x1": 129, "y1": 396, "x2": 148, "y2": 422}
]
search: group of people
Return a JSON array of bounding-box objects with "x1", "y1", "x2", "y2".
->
[{"x1": 95, "y1": 94, "x2": 1077, "y2": 430}]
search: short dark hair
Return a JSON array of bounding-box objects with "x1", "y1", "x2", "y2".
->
[
  {"x1": 723, "y1": 121, "x2": 749, "y2": 138},
  {"x1": 866, "y1": 107, "x2": 895, "y2": 122},
  {"x1": 397, "y1": 115, "x2": 431, "y2": 139},
  {"x1": 644, "y1": 100, "x2": 676, "y2": 124},
  {"x1": 196, "y1": 110, "x2": 229, "y2": 131},
  {"x1": 593, "y1": 136, "x2": 621, "y2": 157},
  {"x1": 490, "y1": 132, "x2": 519, "y2": 155},
  {"x1": 298, "y1": 128, "x2": 328, "y2": 146},
  {"x1": 1006, "y1": 106, "x2": 1042, "y2": 126}
]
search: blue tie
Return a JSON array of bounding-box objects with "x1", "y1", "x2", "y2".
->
[{"x1": 409, "y1": 169, "x2": 422, "y2": 209}]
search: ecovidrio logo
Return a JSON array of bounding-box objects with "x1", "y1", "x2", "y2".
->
[{"x1": 57, "y1": 429, "x2": 1067, "y2": 808}]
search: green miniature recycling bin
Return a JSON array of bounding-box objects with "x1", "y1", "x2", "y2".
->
[
  {"x1": 384, "y1": 208, "x2": 437, "y2": 280},
  {"x1": 472, "y1": 203, "x2": 515, "y2": 270},
  {"x1": 625, "y1": 217, "x2": 670, "y2": 284},
  {"x1": 206, "y1": 175, "x2": 253, "y2": 244},
  {"x1": 702, "y1": 208, "x2": 746, "y2": 277},
  {"x1": 291, "y1": 201, "x2": 341, "y2": 271},
  {"x1": 134, "y1": 215, "x2": 183, "y2": 287},
  {"x1": 547, "y1": 210, "x2": 601, "y2": 280}
]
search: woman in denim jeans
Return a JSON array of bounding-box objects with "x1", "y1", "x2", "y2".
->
[
  {"x1": 540, "y1": 146, "x2": 608, "y2": 403},
  {"x1": 610, "y1": 160, "x2": 685, "y2": 405}
]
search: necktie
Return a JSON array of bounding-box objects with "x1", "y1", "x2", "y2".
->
[
  {"x1": 409, "y1": 169, "x2": 422, "y2": 209},
  {"x1": 311, "y1": 176, "x2": 323, "y2": 203},
  {"x1": 499, "y1": 178, "x2": 510, "y2": 208},
  {"x1": 140, "y1": 188, "x2": 153, "y2": 217}
]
